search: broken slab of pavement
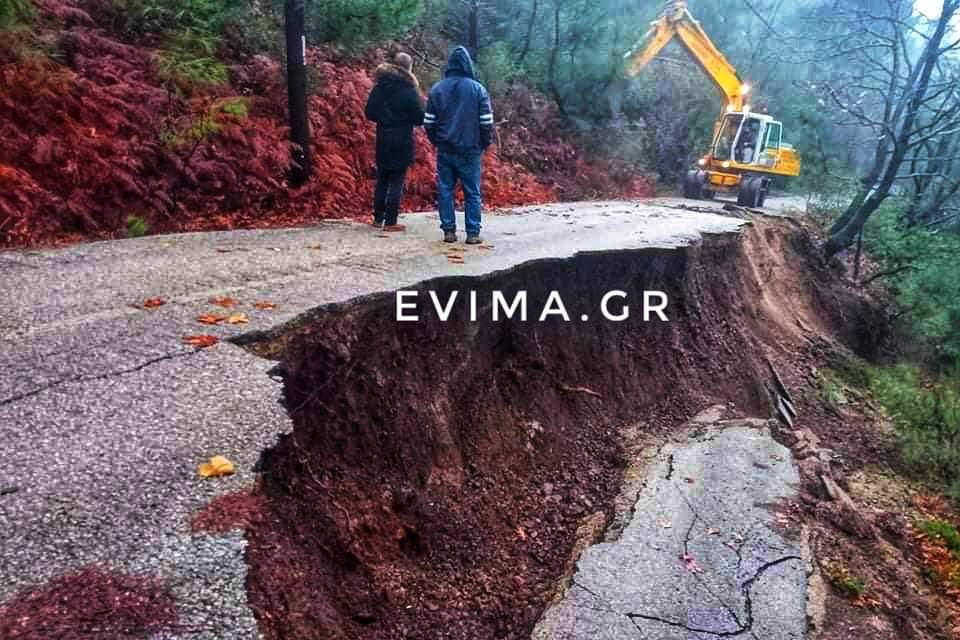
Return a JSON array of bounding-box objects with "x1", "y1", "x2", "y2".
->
[{"x1": 534, "y1": 417, "x2": 806, "y2": 640}]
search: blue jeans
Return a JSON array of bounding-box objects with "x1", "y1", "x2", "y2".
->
[{"x1": 437, "y1": 151, "x2": 482, "y2": 235}]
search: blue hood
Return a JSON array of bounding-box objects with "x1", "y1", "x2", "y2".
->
[{"x1": 445, "y1": 46, "x2": 476, "y2": 79}]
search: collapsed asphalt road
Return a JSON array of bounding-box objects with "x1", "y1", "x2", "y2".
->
[
  {"x1": 535, "y1": 415, "x2": 805, "y2": 640},
  {"x1": 0, "y1": 197, "x2": 810, "y2": 638}
]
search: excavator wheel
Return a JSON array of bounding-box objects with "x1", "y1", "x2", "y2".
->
[
  {"x1": 682, "y1": 170, "x2": 700, "y2": 199},
  {"x1": 737, "y1": 176, "x2": 762, "y2": 208},
  {"x1": 683, "y1": 170, "x2": 707, "y2": 200}
]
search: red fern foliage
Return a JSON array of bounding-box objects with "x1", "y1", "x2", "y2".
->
[{"x1": 0, "y1": 0, "x2": 652, "y2": 247}]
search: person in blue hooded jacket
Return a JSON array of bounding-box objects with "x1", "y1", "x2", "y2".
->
[{"x1": 424, "y1": 46, "x2": 494, "y2": 244}]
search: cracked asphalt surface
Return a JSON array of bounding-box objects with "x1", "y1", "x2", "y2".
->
[
  {"x1": 535, "y1": 420, "x2": 805, "y2": 640},
  {"x1": 0, "y1": 199, "x2": 788, "y2": 638}
]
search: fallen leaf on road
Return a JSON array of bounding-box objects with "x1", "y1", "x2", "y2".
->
[
  {"x1": 209, "y1": 297, "x2": 239, "y2": 308},
  {"x1": 183, "y1": 335, "x2": 219, "y2": 348},
  {"x1": 198, "y1": 455, "x2": 235, "y2": 478},
  {"x1": 226, "y1": 313, "x2": 249, "y2": 325},
  {"x1": 683, "y1": 477, "x2": 696, "y2": 484},
  {"x1": 307, "y1": 244, "x2": 323, "y2": 250},
  {"x1": 681, "y1": 553, "x2": 704, "y2": 573},
  {"x1": 515, "y1": 527, "x2": 527, "y2": 541},
  {"x1": 706, "y1": 527, "x2": 720, "y2": 536},
  {"x1": 254, "y1": 302, "x2": 277, "y2": 310},
  {"x1": 197, "y1": 313, "x2": 227, "y2": 325},
  {"x1": 142, "y1": 298, "x2": 166, "y2": 309},
  {"x1": 658, "y1": 519, "x2": 673, "y2": 529}
]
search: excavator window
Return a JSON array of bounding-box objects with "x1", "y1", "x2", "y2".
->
[
  {"x1": 714, "y1": 114, "x2": 742, "y2": 161},
  {"x1": 763, "y1": 122, "x2": 782, "y2": 151}
]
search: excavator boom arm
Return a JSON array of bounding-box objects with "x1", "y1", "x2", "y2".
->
[{"x1": 625, "y1": 2, "x2": 745, "y2": 111}]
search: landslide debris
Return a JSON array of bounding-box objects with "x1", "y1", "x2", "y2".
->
[{"x1": 239, "y1": 220, "x2": 877, "y2": 640}]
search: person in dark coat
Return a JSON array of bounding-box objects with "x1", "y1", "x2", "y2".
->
[
  {"x1": 364, "y1": 52, "x2": 425, "y2": 230},
  {"x1": 424, "y1": 46, "x2": 494, "y2": 244}
]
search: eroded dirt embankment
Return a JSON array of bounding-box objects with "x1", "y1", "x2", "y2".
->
[{"x1": 240, "y1": 220, "x2": 878, "y2": 640}]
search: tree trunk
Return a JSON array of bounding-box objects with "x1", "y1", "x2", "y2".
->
[
  {"x1": 517, "y1": 0, "x2": 539, "y2": 64},
  {"x1": 547, "y1": 1, "x2": 567, "y2": 117},
  {"x1": 468, "y1": 0, "x2": 479, "y2": 59},
  {"x1": 285, "y1": 0, "x2": 311, "y2": 186}
]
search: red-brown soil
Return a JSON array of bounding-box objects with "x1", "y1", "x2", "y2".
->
[
  {"x1": 239, "y1": 219, "x2": 880, "y2": 639},
  {"x1": 0, "y1": 565, "x2": 177, "y2": 640}
]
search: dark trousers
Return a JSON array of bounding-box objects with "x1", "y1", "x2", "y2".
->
[{"x1": 374, "y1": 166, "x2": 408, "y2": 225}]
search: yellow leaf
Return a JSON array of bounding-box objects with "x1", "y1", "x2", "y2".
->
[
  {"x1": 198, "y1": 455, "x2": 235, "y2": 478},
  {"x1": 226, "y1": 313, "x2": 249, "y2": 325}
]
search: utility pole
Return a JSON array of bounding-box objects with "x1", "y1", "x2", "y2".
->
[{"x1": 284, "y1": 0, "x2": 311, "y2": 186}]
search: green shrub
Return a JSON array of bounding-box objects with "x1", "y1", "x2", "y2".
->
[
  {"x1": 832, "y1": 573, "x2": 866, "y2": 597},
  {"x1": 1, "y1": 0, "x2": 34, "y2": 28},
  {"x1": 830, "y1": 360, "x2": 871, "y2": 389},
  {"x1": 919, "y1": 519, "x2": 960, "y2": 556},
  {"x1": 864, "y1": 203, "x2": 960, "y2": 367},
  {"x1": 126, "y1": 215, "x2": 149, "y2": 238},
  {"x1": 870, "y1": 366, "x2": 960, "y2": 497},
  {"x1": 157, "y1": 30, "x2": 229, "y2": 89},
  {"x1": 218, "y1": 96, "x2": 249, "y2": 118},
  {"x1": 160, "y1": 97, "x2": 247, "y2": 150},
  {"x1": 122, "y1": 0, "x2": 228, "y2": 35},
  {"x1": 477, "y1": 42, "x2": 524, "y2": 95}
]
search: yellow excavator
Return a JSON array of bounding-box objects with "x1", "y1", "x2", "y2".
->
[{"x1": 624, "y1": 0, "x2": 801, "y2": 207}]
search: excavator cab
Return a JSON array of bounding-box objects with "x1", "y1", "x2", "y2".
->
[
  {"x1": 713, "y1": 112, "x2": 780, "y2": 165},
  {"x1": 624, "y1": 0, "x2": 801, "y2": 208}
]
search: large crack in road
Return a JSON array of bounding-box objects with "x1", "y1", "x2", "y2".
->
[{"x1": 534, "y1": 421, "x2": 806, "y2": 640}]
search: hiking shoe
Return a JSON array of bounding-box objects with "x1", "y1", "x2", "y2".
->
[
  {"x1": 384, "y1": 224, "x2": 406, "y2": 232},
  {"x1": 443, "y1": 231, "x2": 457, "y2": 243},
  {"x1": 465, "y1": 234, "x2": 482, "y2": 245}
]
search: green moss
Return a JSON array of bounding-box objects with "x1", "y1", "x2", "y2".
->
[
  {"x1": 823, "y1": 562, "x2": 866, "y2": 597},
  {"x1": 126, "y1": 215, "x2": 149, "y2": 238}
]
